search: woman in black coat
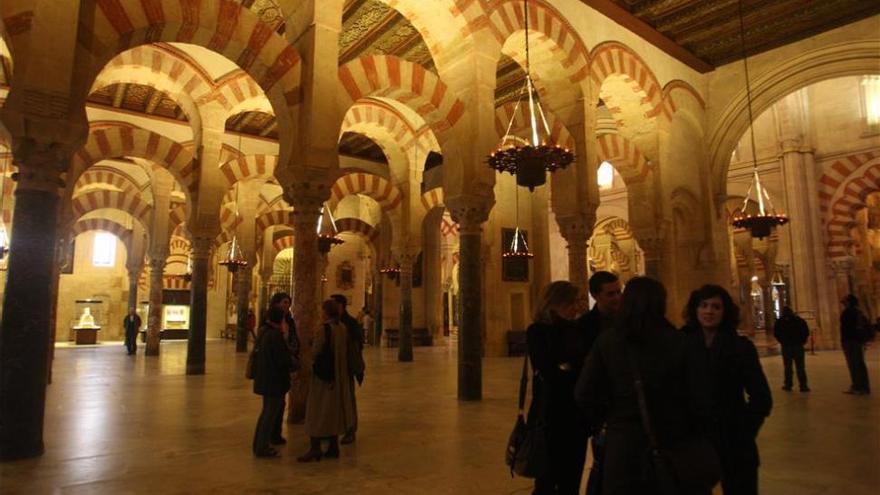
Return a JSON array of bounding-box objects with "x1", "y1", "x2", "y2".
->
[
  {"x1": 527, "y1": 281, "x2": 589, "y2": 494},
  {"x1": 252, "y1": 307, "x2": 293, "y2": 458},
  {"x1": 576, "y1": 277, "x2": 713, "y2": 495},
  {"x1": 681, "y1": 285, "x2": 772, "y2": 495},
  {"x1": 266, "y1": 292, "x2": 300, "y2": 445}
]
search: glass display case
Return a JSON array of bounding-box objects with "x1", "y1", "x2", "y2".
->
[
  {"x1": 163, "y1": 305, "x2": 190, "y2": 330},
  {"x1": 72, "y1": 299, "x2": 104, "y2": 345}
]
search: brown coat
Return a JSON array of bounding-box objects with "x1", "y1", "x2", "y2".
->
[{"x1": 304, "y1": 321, "x2": 357, "y2": 437}]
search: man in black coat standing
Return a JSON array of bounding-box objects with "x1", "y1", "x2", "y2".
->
[
  {"x1": 252, "y1": 307, "x2": 293, "y2": 458},
  {"x1": 331, "y1": 294, "x2": 365, "y2": 444},
  {"x1": 840, "y1": 295, "x2": 871, "y2": 395},
  {"x1": 774, "y1": 306, "x2": 810, "y2": 392},
  {"x1": 122, "y1": 308, "x2": 141, "y2": 355}
]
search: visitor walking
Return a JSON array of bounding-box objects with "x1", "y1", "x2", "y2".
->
[
  {"x1": 682, "y1": 285, "x2": 772, "y2": 495},
  {"x1": 122, "y1": 308, "x2": 141, "y2": 356},
  {"x1": 527, "y1": 281, "x2": 590, "y2": 494},
  {"x1": 840, "y1": 295, "x2": 872, "y2": 395},
  {"x1": 252, "y1": 307, "x2": 293, "y2": 458},
  {"x1": 773, "y1": 306, "x2": 810, "y2": 392},
  {"x1": 298, "y1": 300, "x2": 357, "y2": 462},
  {"x1": 575, "y1": 271, "x2": 622, "y2": 494},
  {"x1": 330, "y1": 294, "x2": 365, "y2": 445},
  {"x1": 578, "y1": 277, "x2": 715, "y2": 495},
  {"x1": 267, "y1": 292, "x2": 300, "y2": 444}
]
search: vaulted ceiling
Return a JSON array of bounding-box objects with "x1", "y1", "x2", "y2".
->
[{"x1": 609, "y1": 0, "x2": 880, "y2": 67}]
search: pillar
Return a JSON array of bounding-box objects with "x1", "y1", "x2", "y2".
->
[
  {"x1": 127, "y1": 268, "x2": 140, "y2": 314},
  {"x1": 235, "y1": 266, "x2": 252, "y2": 352},
  {"x1": 145, "y1": 255, "x2": 166, "y2": 356},
  {"x1": 557, "y1": 212, "x2": 594, "y2": 294},
  {"x1": 0, "y1": 143, "x2": 65, "y2": 460},
  {"x1": 373, "y1": 269, "x2": 384, "y2": 345},
  {"x1": 185, "y1": 236, "x2": 212, "y2": 375},
  {"x1": 397, "y1": 250, "x2": 415, "y2": 362},
  {"x1": 448, "y1": 197, "x2": 491, "y2": 401},
  {"x1": 423, "y1": 212, "x2": 443, "y2": 340}
]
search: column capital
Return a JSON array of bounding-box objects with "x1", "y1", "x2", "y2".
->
[
  {"x1": 829, "y1": 258, "x2": 853, "y2": 275},
  {"x1": 557, "y1": 212, "x2": 596, "y2": 246},
  {"x1": 9, "y1": 138, "x2": 72, "y2": 193},
  {"x1": 283, "y1": 179, "x2": 333, "y2": 215},
  {"x1": 148, "y1": 256, "x2": 166, "y2": 272},
  {"x1": 190, "y1": 235, "x2": 213, "y2": 259},
  {"x1": 446, "y1": 195, "x2": 493, "y2": 234}
]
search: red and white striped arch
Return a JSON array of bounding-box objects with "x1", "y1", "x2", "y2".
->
[
  {"x1": 590, "y1": 42, "x2": 663, "y2": 117},
  {"x1": 329, "y1": 172, "x2": 403, "y2": 213},
  {"x1": 657, "y1": 80, "x2": 706, "y2": 121},
  {"x1": 255, "y1": 209, "x2": 293, "y2": 235},
  {"x1": 335, "y1": 217, "x2": 379, "y2": 244},
  {"x1": 219, "y1": 154, "x2": 277, "y2": 186},
  {"x1": 74, "y1": 168, "x2": 140, "y2": 195},
  {"x1": 421, "y1": 187, "x2": 445, "y2": 212},
  {"x1": 70, "y1": 217, "x2": 134, "y2": 247},
  {"x1": 596, "y1": 133, "x2": 651, "y2": 184},
  {"x1": 72, "y1": 126, "x2": 196, "y2": 194},
  {"x1": 821, "y1": 152, "x2": 880, "y2": 258},
  {"x1": 70, "y1": 189, "x2": 152, "y2": 230},
  {"x1": 338, "y1": 55, "x2": 465, "y2": 136},
  {"x1": 486, "y1": 0, "x2": 590, "y2": 84}
]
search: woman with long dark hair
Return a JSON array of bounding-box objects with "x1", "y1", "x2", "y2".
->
[
  {"x1": 527, "y1": 281, "x2": 589, "y2": 494},
  {"x1": 576, "y1": 277, "x2": 712, "y2": 495},
  {"x1": 682, "y1": 285, "x2": 772, "y2": 495}
]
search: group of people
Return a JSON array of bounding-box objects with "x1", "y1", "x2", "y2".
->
[
  {"x1": 528, "y1": 273, "x2": 772, "y2": 495},
  {"x1": 250, "y1": 292, "x2": 365, "y2": 461}
]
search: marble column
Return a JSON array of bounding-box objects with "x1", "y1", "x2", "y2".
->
[
  {"x1": 145, "y1": 256, "x2": 166, "y2": 356},
  {"x1": 287, "y1": 194, "x2": 323, "y2": 422},
  {"x1": 127, "y1": 268, "x2": 140, "y2": 315},
  {"x1": 557, "y1": 212, "x2": 594, "y2": 294},
  {"x1": 448, "y1": 198, "x2": 491, "y2": 401},
  {"x1": 0, "y1": 154, "x2": 64, "y2": 460},
  {"x1": 235, "y1": 267, "x2": 252, "y2": 352},
  {"x1": 397, "y1": 251, "x2": 415, "y2": 362},
  {"x1": 186, "y1": 236, "x2": 212, "y2": 375}
]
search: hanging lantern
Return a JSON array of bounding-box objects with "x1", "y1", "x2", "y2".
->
[
  {"x1": 219, "y1": 235, "x2": 248, "y2": 273},
  {"x1": 487, "y1": 0, "x2": 574, "y2": 191},
  {"x1": 503, "y1": 227, "x2": 534, "y2": 259},
  {"x1": 317, "y1": 203, "x2": 344, "y2": 254},
  {"x1": 729, "y1": 0, "x2": 789, "y2": 239},
  {"x1": 379, "y1": 263, "x2": 401, "y2": 280},
  {"x1": 0, "y1": 226, "x2": 8, "y2": 262}
]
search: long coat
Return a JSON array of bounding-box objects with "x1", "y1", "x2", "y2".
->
[
  {"x1": 576, "y1": 321, "x2": 712, "y2": 495},
  {"x1": 252, "y1": 325, "x2": 293, "y2": 397},
  {"x1": 682, "y1": 326, "x2": 772, "y2": 470},
  {"x1": 305, "y1": 321, "x2": 357, "y2": 437}
]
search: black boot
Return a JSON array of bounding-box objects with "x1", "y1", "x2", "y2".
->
[
  {"x1": 297, "y1": 437, "x2": 322, "y2": 463},
  {"x1": 324, "y1": 436, "x2": 340, "y2": 459}
]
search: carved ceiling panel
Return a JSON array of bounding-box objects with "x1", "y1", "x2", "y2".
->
[
  {"x1": 340, "y1": 0, "x2": 435, "y2": 71},
  {"x1": 88, "y1": 83, "x2": 187, "y2": 122},
  {"x1": 338, "y1": 131, "x2": 388, "y2": 164},
  {"x1": 226, "y1": 111, "x2": 278, "y2": 139},
  {"x1": 610, "y1": 0, "x2": 880, "y2": 66}
]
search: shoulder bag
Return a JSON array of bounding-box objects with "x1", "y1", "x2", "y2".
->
[
  {"x1": 313, "y1": 324, "x2": 336, "y2": 382},
  {"x1": 627, "y1": 347, "x2": 721, "y2": 494},
  {"x1": 505, "y1": 354, "x2": 549, "y2": 478}
]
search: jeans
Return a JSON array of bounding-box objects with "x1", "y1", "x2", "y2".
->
[
  {"x1": 843, "y1": 340, "x2": 871, "y2": 392},
  {"x1": 124, "y1": 329, "x2": 137, "y2": 354},
  {"x1": 253, "y1": 395, "x2": 284, "y2": 454},
  {"x1": 781, "y1": 344, "x2": 808, "y2": 389}
]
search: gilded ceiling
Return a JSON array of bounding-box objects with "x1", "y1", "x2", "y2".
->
[
  {"x1": 340, "y1": 0, "x2": 435, "y2": 70},
  {"x1": 610, "y1": 0, "x2": 880, "y2": 66},
  {"x1": 88, "y1": 83, "x2": 187, "y2": 122}
]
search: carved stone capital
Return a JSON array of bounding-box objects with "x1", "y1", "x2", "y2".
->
[
  {"x1": 283, "y1": 179, "x2": 332, "y2": 217},
  {"x1": 446, "y1": 195, "x2": 493, "y2": 234},
  {"x1": 557, "y1": 212, "x2": 596, "y2": 247},
  {"x1": 9, "y1": 138, "x2": 71, "y2": 193},
  {"x1": 190, "y1": 235, "x2": 213, "y2": 259},
  {"x1": 829, "y1": 259, "x2": 853, "y2": 275},
  {"x1": 149, "y1": 256, "x2": 167, "y2": 274}
]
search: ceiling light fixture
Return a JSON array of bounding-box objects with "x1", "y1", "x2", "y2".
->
[{"x1": 317, "y1": 203, "x2": 344, "y2": 254}]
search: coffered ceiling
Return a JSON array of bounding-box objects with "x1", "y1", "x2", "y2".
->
[
  {"x1": 340, "y1": 0, "x2": 436, "y2": 70},
  {"x1": 88, "y1": 83, "x2": 187, "y2": 122},
  {"x1": 607, "y1": 0, "x2": 880, "y2": 67}
]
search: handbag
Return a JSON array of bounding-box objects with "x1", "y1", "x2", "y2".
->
[
  {"x1": 505, "y1": 354, "x2": 549, "y2": 478},
  {"x1": 312, "y1": 324, "x2": 336, "y2": 382},
  {"x1": 627, "y1": 347, "x2": 721, "y2": 494}
]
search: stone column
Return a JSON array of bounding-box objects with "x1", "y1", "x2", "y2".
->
[
  {"x1": 557, "y1": 212, "x2": 595, "y2": 294},
  {"x1": 126, "y1": 267, "x2": 141, "y2": 315},
  {"x1": 286, "y1": 190, "x2": 325, "y2": 422},
  {"x1": 235, "y1": 266, "x2": 253, "y2": 352},
  {"x1": 423, "y1": 213, "x2": 443, "y2": 340},
  {"x1": 145, "y1": 256, "x2": 166, "y2": 356},
  {"x1": 396, "y1": 250, "x2": 415, "y2": 362},
  {"x1": 0, "y1": 145, "x2": 65, "y2": 460},
  {"x1": 448, "y1": 197, "x2": 491, "y2": 401},
  {"x1": 638, "y1": 235, "x2": 665, "y2": 280},
  {"x1": 373, "y1": 269, "x2": 384, "y2": 345},
  {"x1": 186, "y1": 236, "x2": 212, "y2": 375}
]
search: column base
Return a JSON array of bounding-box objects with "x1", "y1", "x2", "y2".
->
[
  {"x1": 144, "y1": 347, "x2": 160, "y2": 357},
  {"x1": 186, "y1": 362, "x2": 205, "y2": 375}
]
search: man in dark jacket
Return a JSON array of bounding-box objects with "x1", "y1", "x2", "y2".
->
[
  {"x1": 773, "y1": 306, "x2": 810, "y2": 392},
  {"x1": 252, "y1": 307, "x2": 293, "y2": 458},
  {"x1": 122, "y1": 308, "x2": 141, "y2": 355},
  {"x1": 575, "y1": 271, "x2": 622, "y2": 493},
  {"x1": 331, "y1": 294, "x2": 364, "y2": 444},
  {"x1": 840, "y1": 295, "x2": 871, "y2": 395}
]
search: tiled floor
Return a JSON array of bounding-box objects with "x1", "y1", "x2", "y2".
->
[{"x1": 1, "y1": 340, "x2": 877, "y2": 494}]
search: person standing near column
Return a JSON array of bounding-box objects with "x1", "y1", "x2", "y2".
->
[
  {"x1": 840, "y1": 295, "x2": 872, "y2": 395},
  {"x1": 252, "y1": 307, "x2": 293, "y2": 458},
  {"x1": 266, "y1": 292, "x2": 299, "y2": 445},
  {"x1": 330, "y1": 294, "x2": 365, "y2": 445},
  {"x1": 773, "y1": 306, "x2": 810, "y2": 392},
  {"x1": 122, "y1": 308, "x2": 142, "y2": 356}
]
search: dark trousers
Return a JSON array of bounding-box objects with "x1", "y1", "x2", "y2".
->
[
  {"x1": 253, "y1": 395, "x2": 284, "y2": 454},
  {"x1": 843, "y1": 340, "x2": 871, "y2": 392},
  {"x1": 781, "y1": 344, "x2": 808, "y2": 389},
  {"x1": 721, "y1": 461, "x2": 758, "y2": 495},
  {"x1": 124, "y1": 329, "x2": 137, "y2": 354},
  {"x1": 272, "y1": 395, "x2": 286, "y2": 441},
  {"x1": 533, "y1": 428, "x2": 588, "y2": 495}
]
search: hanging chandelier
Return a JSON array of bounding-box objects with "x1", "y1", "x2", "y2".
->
[
  {"x1": 219, "y1": 234, "x2": 248, "y2": 273},
  {"x1": 503, "y1": 187, "x2": 533, "y2": 259},
  {"x1": 729, "y1": 0, "x2": 789, "y2": 239},
  {"x1": 379, "y1": 263, "x2": 401, "y2": 280},
  {"x1": 317, "y1": 203, "x2": 344, "y2": 254},
  {"x1": 487, "y1": 0, "x2": 573, "y2": 191}
]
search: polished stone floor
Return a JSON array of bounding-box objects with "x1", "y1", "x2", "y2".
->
[{"x1": 1, "y1": 340, "x2": 877, "y2": 494}]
